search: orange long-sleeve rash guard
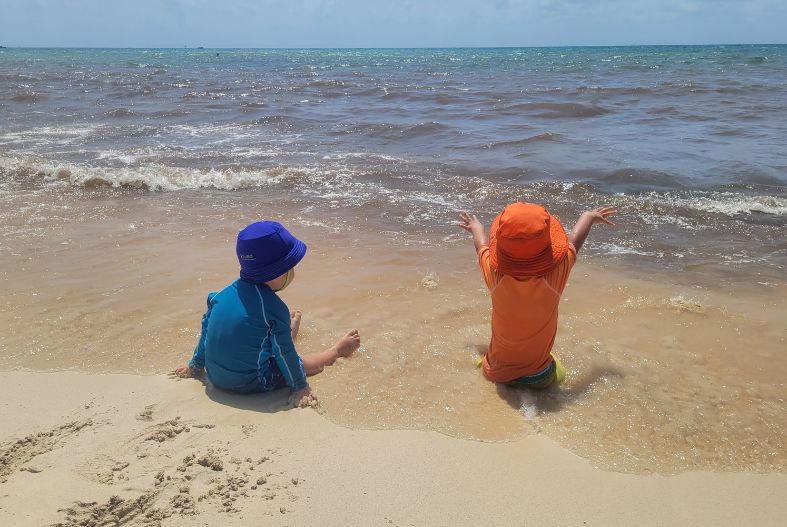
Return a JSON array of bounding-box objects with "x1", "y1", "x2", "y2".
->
[{"x1": 478, "y1": 243, "x2": 577, "y2": 382}]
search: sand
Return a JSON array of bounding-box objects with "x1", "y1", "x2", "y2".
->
[{"x1": 0, "y1": 370, "x2": 784, "y2": 527}]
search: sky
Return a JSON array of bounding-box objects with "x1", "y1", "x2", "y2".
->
[{"x1": 0, "y1": 0, "x2": 785, "y2": 48}]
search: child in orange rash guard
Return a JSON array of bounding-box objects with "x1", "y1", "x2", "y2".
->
[{"x1": 458, "y1": 203, "x2": 616, "y2": 389}]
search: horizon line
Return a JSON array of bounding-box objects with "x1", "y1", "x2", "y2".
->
[{"x1": 1, "y1": 43, "x2": 786, "y2": 50}]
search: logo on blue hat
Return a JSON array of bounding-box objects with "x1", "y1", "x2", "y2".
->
[{"x1": 236, "y1": 221, "x2": 307, "y2": 283}]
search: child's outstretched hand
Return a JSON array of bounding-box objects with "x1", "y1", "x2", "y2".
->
[
  {"x1": 586, "y1": 206, "x2": 617, "y2": 226},
  {"x1": 458, "y1": 211, "x2": 483, "y2": 234},
  {"x1": 458, "y1": 211, "x2": 488, "y2": 251},
  {"x1": 569, "y1": 205, "x2": 619, "y2": 253},
  {"x1": 173, "y1": 364, "x2": 199, "y2": 378},
  {"x1": 289, "y1": 386, "x2": 318, "y2": 409}
]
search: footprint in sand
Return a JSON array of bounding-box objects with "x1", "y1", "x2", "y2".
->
[
  {"x1": 181, "y1": 450, "x2": 304, "y2": 515},
  {"x1": 135, "y1": 417, "x2": 216, "y2": 444},
  {"x1": 58, "y1": 460, "x2": 208, "y2": 525},
  {"x1": 54, "y1": 492, "x2": 160, "y2": 527},
  {"x1": 0, "y1": 420, "x2": 93, "y2": 482},
  {"x1": 76, "y1": 455, "x2": 131, "y2": 485},
  {"x1": 54, "y1": 447, "x2": 306, "y2": 524},
  {"x1": 135, "y1": 404, "x2": 155, "y2": 421}
]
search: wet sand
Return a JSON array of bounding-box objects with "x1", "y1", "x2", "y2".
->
[{"x1": 1, "y1": 189, "x2": 785, "y2": 475}]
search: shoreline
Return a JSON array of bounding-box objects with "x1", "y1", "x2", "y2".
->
[
  {"x1": 1, "y1": 369, "x2": 785, "y2": 527},
  {"x1": 1, "y1": 200, "x2": 785, "y2": 472}
]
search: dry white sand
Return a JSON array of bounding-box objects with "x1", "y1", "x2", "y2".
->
[{"x1": 0, "y1": 370, "x2": 784, "y2": 527}]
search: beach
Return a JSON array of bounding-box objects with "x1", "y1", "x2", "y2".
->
[
  {"x1": 1, "y1": 369, "x2": 785, "y2": 527},
  {"x1": 1, "y1": 46, "x2": 786, "y2": 524}
]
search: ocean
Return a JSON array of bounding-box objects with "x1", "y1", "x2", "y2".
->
[{"x1": 1, "y1": 46, "x2": 784, "y2": 474}]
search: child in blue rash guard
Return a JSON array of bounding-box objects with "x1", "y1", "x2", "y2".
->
[{"x1": 174, "y1": 221, "x2": 361, "y2": 408}]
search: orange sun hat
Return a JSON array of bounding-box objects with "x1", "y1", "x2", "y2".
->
[{"x1": 488, "y1": 202, "x2": 569, "y2": 277}]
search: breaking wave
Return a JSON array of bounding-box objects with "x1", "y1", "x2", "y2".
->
[{"x1": 0, "y1": 155, "x2": 310, "y2": 192}]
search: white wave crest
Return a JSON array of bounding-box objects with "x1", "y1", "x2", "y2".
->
[
  {"x1": 0, "y1": 155, "x2": 311, "y2": 191},
  {"x1": 645, "y1": 191, "x2": 786, "y2": 216}
]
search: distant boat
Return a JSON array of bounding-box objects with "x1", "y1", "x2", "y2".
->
[{"x1": 197, "y1": 46, "x2": 205, "y2": 50}]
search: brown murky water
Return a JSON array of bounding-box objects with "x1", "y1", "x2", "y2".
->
[{"x1": 0, "y1": 188, "x2": 785, "y2": 474}]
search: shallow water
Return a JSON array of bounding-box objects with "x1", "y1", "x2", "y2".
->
[{"x1": 0, "y1": 189, "x2": 783, "y2": 474}]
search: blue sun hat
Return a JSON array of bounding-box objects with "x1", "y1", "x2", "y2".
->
[{"x1": 236, "y1": 221, "x2": 307, "y2": 283}]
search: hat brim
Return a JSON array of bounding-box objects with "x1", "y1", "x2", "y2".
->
[{"x1": 489, "y1": 212, "x2": 568, "y2": 277}]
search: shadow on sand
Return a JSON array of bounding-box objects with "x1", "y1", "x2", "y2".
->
[{"x1": 189, "y1": 376, "x2": 291, "y2": 414}]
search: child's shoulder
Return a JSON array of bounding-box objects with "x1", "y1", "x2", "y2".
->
[
  {"x1": 232, "y1": 279, "x2": 290, "y2": 317},
  {"x1": 206, "y1": 280, "x2": 241, "y2": 303}
]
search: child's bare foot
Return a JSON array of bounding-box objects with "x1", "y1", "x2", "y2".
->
[
  {"x1": 290, "y1": 310, "x2": 302, "y2": 340},
  {"x1": 288, "y1": 386, "x2": 317, "y2": 409},
  {"x1": 301, "y1": 330, "x2": 361, "y2": 376},
  {"x1": 333, "y1": 329, "x2": 361, "y2": 358}
]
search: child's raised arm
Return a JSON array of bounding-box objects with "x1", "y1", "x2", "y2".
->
[
  {"x1": 568, "y1": 206, "x2": 617, "y2": 253},
  {"x1": 457, "y1": 211, "x2": 489, "y2": 252}
]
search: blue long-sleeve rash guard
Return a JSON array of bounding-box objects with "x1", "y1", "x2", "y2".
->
[{"x1": 188, "y1": 279, "x2": 307, "y2": 394}]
